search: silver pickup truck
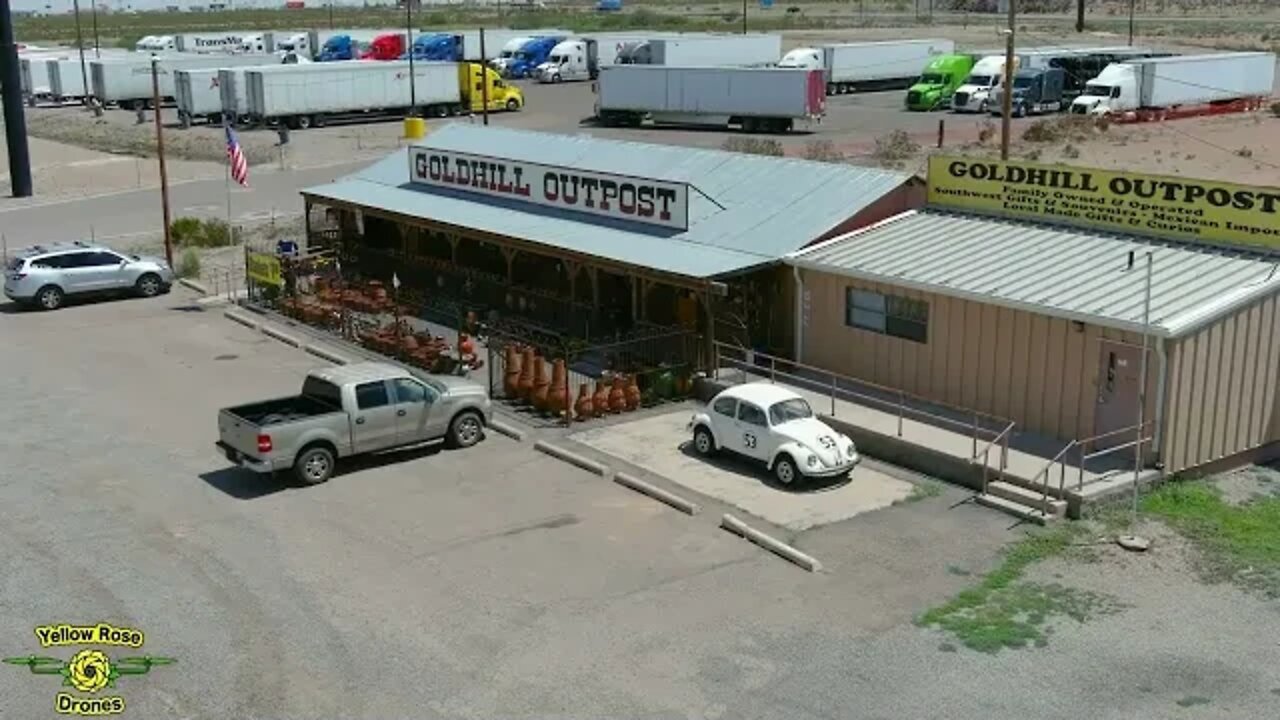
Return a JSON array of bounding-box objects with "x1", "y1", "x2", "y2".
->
[{"x1": 216, "y1": 362, "x2": 492, "y2": 485}]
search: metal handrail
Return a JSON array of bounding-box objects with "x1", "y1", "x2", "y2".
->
[
  {"x1": 713, "y1": 341, "x2": 1014, "y2": 453},
  {"x1": 1076, "y1": 420, "x2": 1155, "y2": 491}
]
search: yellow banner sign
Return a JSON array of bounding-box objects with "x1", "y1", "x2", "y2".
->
[
  {"x1": 246, "y1": 253, "x2": 283, "y2": 287},
  {"x1": 927, "y1": 155, "x2": 1280, "y2": 249}
]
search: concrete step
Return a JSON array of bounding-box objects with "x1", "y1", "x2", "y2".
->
[
  {"x1": 975, "y1": 492, "x2": 1054, "y2": 525},
  {"x1": 986, "y1": 481, "x2": 1068, "y2": 518}
]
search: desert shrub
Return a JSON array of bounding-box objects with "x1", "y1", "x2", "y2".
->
[
  {"x1": 802, "y1": 140, "x2": 844, "y2": 163},
  {"x1": 177, "y1": 248, "x2": 201, "y2": 279},
  {"x1": 872, "y1": 130, "x2": 920, "y2": 167},
  {"x1": 721, "y1": 137, "x2": 785, "y2": 156},
  {"x1": 169, "y1": 217, "x2": 203, "y2": 246},
  {"x1": 170, "y1": 218, "x2": 236, "y2": 248}
]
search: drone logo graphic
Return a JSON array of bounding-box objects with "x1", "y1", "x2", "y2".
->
[{"x1": 5, "y1": 623, "x2": 175, "y2": 716}]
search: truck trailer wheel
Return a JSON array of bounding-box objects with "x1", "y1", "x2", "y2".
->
[
  {"x1": 505, "y1": 98, "x2": 520, "y2": 111},
  {"x1": 294, "y1": 445, "x2": 335, "y2": 485}
]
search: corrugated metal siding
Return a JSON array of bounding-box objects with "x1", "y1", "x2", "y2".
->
[
  {"x1": 303, "y1": 123, "x2": 912, "y2": 279},
  {"x1": 792, "y1": 210, "x2": 1280, "y2": 339},
  {"x1": 1162, "y1": 293, "x2": 1280, "y2": 472}
]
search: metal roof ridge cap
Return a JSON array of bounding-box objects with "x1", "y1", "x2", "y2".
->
[
  {"x1": 786, "y1": 210, "x2": 919, "y2": 261},
  {"x1": 1161, "y1": 277, "x2": 1280, "y2": 337}
]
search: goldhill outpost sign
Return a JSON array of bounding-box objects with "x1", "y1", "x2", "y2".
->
[
  {"x1": 410, "y1": 148, "x2": 691, "y2": 231},
  {"x1": 927, "y1": 155, "x2": 1280, "y2": 250}
]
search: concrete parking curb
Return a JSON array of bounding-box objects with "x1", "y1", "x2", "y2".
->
[
  {"x1": 533, "y1": 440, "x2": 608, "y2": 476},
  {"x1": 304, "y1": 344, "x2": 350, "y2": 365},
  {"x1": 178, "y1": 278, "x2": 209, "y2": 295},
  {"x1": 614, "y1": 472, "x2": 701, "y2": 516},
  {"x1": 490, "y1": 419, "x2": 526, "y2": 442},
  {"x1": 261, "y1": 325, "x2": 301, "y2": 347},
  {"x1": 224, "y1": 309, "x2": 259, "y2": 330},
  {"x1": 720, "y1": 514, "x2": 822, "y2": 573}
]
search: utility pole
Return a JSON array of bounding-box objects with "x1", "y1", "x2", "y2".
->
[
  {"x1": 1127, "y1": 0, "x2": 1136, "y2": 46},
  {"x1": 151, "y1": 56, "x2": 173, "y2": 268},
  {"x1": 1000, "y1": 1, "x2": 1015, "y2": 160},
  {"x1": 405, "y1": 0, "x2": 415, "y2": 112},
  {"x1": 742, "y1": 0, "x2": 747, "y2": 35},
  {"x1": 480, "y1": 28, "x2": 489, "y2": 126},
  {"x1": 0, "y1": 0, "x2": 32, "y2": 197},
  {"x1": 72, "y1": 0, "x2": 89, "y2": 111},
  {"x1": 90, "y1": 0, "x2": 100, "y2": 57},
  {"x1": 1134, "y1": 250, "x2": 1152, "y2": 523},
  {"x1": 1076, "y1": 0, "x2": 1085, "y2": 33},
  {"x1": 328, "y1": 0, "x2": 334, "y2": 30}
]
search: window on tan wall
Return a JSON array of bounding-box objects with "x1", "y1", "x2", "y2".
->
[{"x1": 845, "y1": 288, "x2": 928, "y2": 343}]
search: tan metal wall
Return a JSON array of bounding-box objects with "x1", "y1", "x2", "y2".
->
[
  {"x1": 799, "y1": 270, "x2": 1159, "y2": 447},
  {"x1": 1161, "y1": 292, "x2": 1280, "y2": 472}
]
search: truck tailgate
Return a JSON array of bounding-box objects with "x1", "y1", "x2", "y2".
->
[{"x1": 218, "y1": 409, "x2": 263, "y2": 458}]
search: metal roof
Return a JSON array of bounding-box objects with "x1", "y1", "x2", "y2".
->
[
  {"x1": 789, "y1": 210, "x2": 1280, "y2": 338},
  {"x1": 301, "y1": 123, "x2": 910, "y2": 280}
]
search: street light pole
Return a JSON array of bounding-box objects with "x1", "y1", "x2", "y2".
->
[
  {"x1": 1133, "y1": 250, "x2": 1152, "y2": 523},
  {"x1": 405, "y1": 0, "x2": 415, "y2": 112},
  {"x1": 0, "y1": 0, "x2": 33, "y2": 197},
  {"x1": 742, "y1": 0, "x2": 747, "y2": 35},
  {"x1": 150, "y1": 56, "x2": 173, "y2": 268},
  {"x1": 328, "y1": 0, "x2": 334, "y2": 30},
  {"x1": 999, "y1": 1, "x2": 1015, "y2": 160},
  {"x1": 90, "y1": 0, "x2": 100, "y2": 57},
  {"x1": 1127, "y1": 0, "x2": 1136, "y2": 46}
]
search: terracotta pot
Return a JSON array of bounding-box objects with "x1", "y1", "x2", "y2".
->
[
  {"x1": 608, "y1": 375, "x2": 627, "y2": 414},
  {"x1": 574, "y1": 383, "x2": 593, "y2": 421},
  {"x1": 592, "y1": 381, "x2": 610, "y2": 418},
  {"x1": 516, "y1": 348, "x2": 536, "y2": 402},
  {"x1": 531, "y1": 356, "x2": 551, "y2": 412},
  {"x1": 624, "y1": 374, "x2": 641, "y2": 411},
  {"x1": 459, "y1": 333, "x2": 475, "y2": 357},
  {"x1": 503, "y1": 346, "x2": 521, "y2": 398},
  {"x1": 548, "y1": 359, "x2": 568, "y2": 417}
]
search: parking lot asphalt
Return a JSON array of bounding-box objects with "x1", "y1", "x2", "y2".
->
[{"x1": 17, "y1": 291, "x2": 1277, "y2": 720}]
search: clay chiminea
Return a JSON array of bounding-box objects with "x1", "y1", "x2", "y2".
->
[
  {"x1": 547, "y1": 359, "x2": 568, "y2": 418},
  {"x1": 574, "y1": 383, "x2": 593, "y2": 421},
  {"x1": 531, "y1": 356, "x2": 551, "y2": 412},
  {"x1": 503, "y1": 346, "x2": 522, "y2": 398},
  {"x1": 608, "y1": 375, "x2": 627, "y2": 414},
  {"x1": 516, "y1": 348, "x2": 536, "y2": 403},
  {"x1": 624, "y1": 374, "x2": 641, "y2": 411},
  {"x1": 592, "y1": 381, "x2": 610, "y2": 418},
  {"x1": 459, "y1": 332, "x2": 476, "y2": 357}
]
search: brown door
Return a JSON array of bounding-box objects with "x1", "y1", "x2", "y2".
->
[{"x1": 1093, "y1": 340, "x2": 1145, "y2": 450}]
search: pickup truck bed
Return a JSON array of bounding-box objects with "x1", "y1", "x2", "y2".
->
[{"x1": 224, "y1": 395, "x2": 341, "y2": 426}]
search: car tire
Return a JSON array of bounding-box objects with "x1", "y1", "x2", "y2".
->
[
  {"x1": 506, "y1": 98, "x2": 519, "y2": 111},
  {"x1": 135, "y1": 273, "x2": 163, "y2": 298},
  {"x1": 773, "y1": 455, "x2": 798, "y2": 486},
  {"x1": 447, "y1": 411, "x2": 484, "y2": 449},
  {"x1": 294, "y1": 445, "x2": 335, "y2": 485},
  {"x1": 35, "y1": 285, "x2": 64, "y2": 311},
  {"x1": 693, "y1": 426, "x2": 716, "y2": 456}
]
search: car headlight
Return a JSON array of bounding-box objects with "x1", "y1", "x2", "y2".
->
[
  {"x1": 846, "y1": 444, "x2": 856, "y2": 458},
  {"x1": 806, "y1": 454, "x2": 818, "y2": 467}
]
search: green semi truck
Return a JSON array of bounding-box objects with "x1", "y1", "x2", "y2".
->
[{"x1": 904, "y1": 54, "x2": 977, "y2": 111}]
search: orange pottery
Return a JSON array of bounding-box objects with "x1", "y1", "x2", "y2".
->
[
  {"x1": 608, "y1": 375, "x2": 626, "y2": 414},
  {"x1": 503, "y1": 346, "x2": 521, "y2": 398},
  {"x1": 592, "y1": 381, "x2": 610, "y2": 418},
  {"x1": 517, "y1": 348, "x2": 536, "y2": 402},
  {"x1": 624, "y1": 374, "x2": 641, "y2": 411},
  {"x1": 574, "y1": 383, "x2": 593, "y2": 421},
  {"x1": 531, "y1": 356, "x2": 550, "y2": 412},
  {"x1": 459, "y1": 332, "x2": 475, "y2": 357},
  {"x1": 547, "y1": 359, "x2": 568, "y2": 418}
]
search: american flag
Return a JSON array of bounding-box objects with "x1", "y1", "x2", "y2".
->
[{"x1": 225, "y1": 125, "x2": 249, "y2": 187}]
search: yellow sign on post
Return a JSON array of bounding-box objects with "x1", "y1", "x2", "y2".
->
[
  {"x1": 926, "y1": 155, "x2": 1280, "y2": 250},
  {"x1": 246, "y1": 253, "x2": 283, "y2": 287}
]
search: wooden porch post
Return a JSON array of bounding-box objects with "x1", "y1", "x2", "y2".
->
[
  {"x1": 448, "y1": 234, "x2": 459, "y2": 265},
  {"x1": 502, "y1": 247, "x2": 518, "y2": 284}
]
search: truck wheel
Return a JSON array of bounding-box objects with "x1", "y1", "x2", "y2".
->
[
  {"x1": 179, "y1": 113, "x2": 191, "y2": 129},
  {"x1": 446, "y1": 411, "x2": 484, "y2": 449},
  {"x1": 296, "y1": 115, "x2": 313, "y2": 130},
  {"x1": 551, "y1": 73, "x2": 562, "y2": 83},
  {"x1": 505, "y1": 98, "x2": 519, "y2": 111},
  {"x1": 311, "y1": 114, "x2": 326, "y2": 128},
  {"x1": 826, "y1": 83, "x2": 836, "y2": 96},
  {"x1": 294, "y1": 445, "x2": 335, "y2": 485}
]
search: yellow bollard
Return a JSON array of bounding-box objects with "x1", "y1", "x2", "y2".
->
[{"x1": 403, "y1": 117, "x2": 426, "y2": 140}]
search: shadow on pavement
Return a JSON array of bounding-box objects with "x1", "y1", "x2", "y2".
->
[
  {"x1": 199, "y1": 467, "x2": 292, "y2": 500},
  {"x1": 676, "y1": 441, "x2": 852, "y2": 494}
]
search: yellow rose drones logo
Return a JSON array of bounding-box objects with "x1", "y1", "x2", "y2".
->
[{"x1": 4, "y1": 623, "x2": 176, "y2": 716}]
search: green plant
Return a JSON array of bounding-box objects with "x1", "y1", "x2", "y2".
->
[
  {"x1": 1062, "y1": 143, "x2": 1081, "y2": 159},
  {"x1": 201, "y1": 219, "x2": 234, "y2": 247},
  {"x1": 170, "y1": 218, "x2": 237, "y2": 248},
  {"x1": 176, "y1": 248, "x2": 201, "y2": 279},
  {"x1": 871, "y1": 129, "x2": 920, "y2": 168},
  {"x1": 801, "y1": 140, "x2": 844, "y2": 163},
  {"x1": 170, "y1": 217, "x2": 203, "y2": 246},
  {"x1": 721, "y1": 137, "x2": 785, "y2": 157}
]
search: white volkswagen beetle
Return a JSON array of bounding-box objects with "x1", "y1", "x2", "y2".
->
[{"x1": 688, "y1": 383, "x2": 860, "y2": 485}]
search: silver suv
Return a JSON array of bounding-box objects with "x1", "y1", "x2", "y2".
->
[{"x1": 4, "y1": 242, "x2": 175, "y2": 310}]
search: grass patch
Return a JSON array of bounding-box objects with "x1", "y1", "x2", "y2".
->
[
  {"x1": 897, "y1": 479, "x2": 946, "y2": 504},
  {"x1": 917, "y1": 525, "x2": 1124, "y2": 653},
  {"x1": 1175, "y1": 696, "x2": 1211, "y2": 708},
  {"x1": 1141, "y1": 481, "x2": 1280, "y2": 596}
]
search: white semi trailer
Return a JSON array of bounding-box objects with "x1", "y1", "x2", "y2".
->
[
  {"x1": 595, "y1": 65, "x2": 826, "y2": 133},
  {"x1": 90, "y1": 54, "x2": 279, "y2": 109},
  {"x1": 778, "y1": 39, "x2": 956, "y2": 95},
  {"x1": 243, "y1": 61, "x2": 462, "y2": 129},
  {"x1": 1070, "y1": 52, "x2": 1276, "y2": 118}
]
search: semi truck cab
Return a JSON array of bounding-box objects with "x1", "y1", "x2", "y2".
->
[
  {"x1": 460, "y1": 62, "x2": 524, "y2": 112},
  {"x1": 777, "y1": 47, "x2": 822, "y2": 69},
  {"x1": 492, "y1": 36, "x2": 533, "y2": 75},
  {"x1": 951, "y1": 55, "x2": 1014, "y2": 113},
  {"x1": 506, "y1": 36, "x2": 564, "y2": 78},
  {"x1": 905, "y1": 54, "x2": 975, "y2": 110},
  {"x1": 362, "y1": 34, "x2": 407, "y2": 61},
  {"x1": 1069, "y1": 63, "x2": 1133, "y2": 114},
  {"x1": 319, "y1": 35, "x2": 368, "y2": 62},
  {"x1": 989, "y1": 67, "x2": 1066, "y2": 116},
  {"x1": 404, "y1": 33, "x2": 461, "y2": 61},
  {"x1": 536, "y1": 38, "x2": 599, "y2": 82}
]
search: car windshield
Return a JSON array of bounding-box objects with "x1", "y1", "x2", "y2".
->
[
  {"x1": 1013, "y1": 76, "x2": 1036, "y2": 88},
  {"x1": 768, "y1": 398, "x2": 813, "y2": 425},
  {"x1": 421, "y1": 376, "x2": 447, "y2": 394},
  {"x1": 1081, "y1": 84, "x2": 1111, "y2": 97},
  {"x1": 967, "y1": 74, "x2": 992, "y2": 86},
  {"x1": 918, "y1": 73, "x2": 945, "y2": 84}
]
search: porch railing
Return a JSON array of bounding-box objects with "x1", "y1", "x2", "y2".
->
[{"x1": 1028, "y1": 420, "x2": 1154, "y2": 503}]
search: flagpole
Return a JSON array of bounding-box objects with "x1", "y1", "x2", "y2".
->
[{"x1": 224, "y1": 118, "x2": 233, "y2": 248}]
